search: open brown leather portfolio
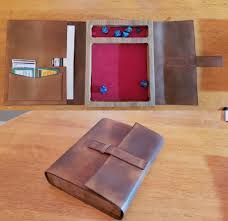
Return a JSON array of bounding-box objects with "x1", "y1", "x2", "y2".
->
[
  {"x1": 5, "y1": 20, "x2": 223, "y2": 106},
  {"x1": 45, "y1": 118, "x2": 164, "y2": 219}
]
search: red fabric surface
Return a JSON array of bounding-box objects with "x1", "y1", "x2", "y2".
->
[
  {"x1": 92, "y1": 26, "x2": 148, "y2": 38},
  {"x1": 91, "y1": 44, "x2": 149, "y2": 101}
]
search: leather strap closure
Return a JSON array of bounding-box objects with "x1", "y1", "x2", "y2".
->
[
  {"x1": 166, "y1": 56, "x2": 223, "y2": 67},
  {"x1": 87, "y1": 140, "x2": 147, "y2": 170},
  {"x1": 196, "y1": 56, "x2": 223, "y2": 67},
  {"x1": 166, "y1": 57, "x2": 196, "y2": 66}
]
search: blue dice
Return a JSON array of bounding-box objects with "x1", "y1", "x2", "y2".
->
[
  {"x1": 101, "y1": 26, "x2": 109, "y2": 34},
  {"x1": 122, "y1": 31, "x2": 130, "y2": 38},
  {"x1": 114, "y1": 30, "x2": 122, "y2": 37},
  {"x1": 140, "y1": 80, "x2": 149, "y2": 88},
  {"x1": 125, "y1": 26, "x2": 133, "y2": 33},
  {"x1": 100, "y1": 85, "x2": 108, "y2": 94}
]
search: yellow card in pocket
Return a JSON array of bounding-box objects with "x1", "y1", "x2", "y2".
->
[{"x1": 38, "y1": 68, "x2": 59, "y2": 77}]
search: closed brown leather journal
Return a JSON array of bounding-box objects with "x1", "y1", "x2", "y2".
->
[{"x1": 45, "y1": 118, "x2": 164, "y2": 219}]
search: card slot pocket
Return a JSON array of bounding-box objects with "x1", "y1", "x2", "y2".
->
[
  {"x1": 11, "y1": 64, "x2": 65, "y2": 77},
  {"x1": 36, "y1": 67, "x2": 63, "y2": 78},
  {"x1": 7, "y1": 70, "x2": 66, "y2": 104}
]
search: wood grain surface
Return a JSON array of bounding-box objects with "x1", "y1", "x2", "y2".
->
[
  {"x1": 0, "y1": 0, "x2": 228, "y2": 109},
  {"x1": 0, "y1": 110, "x2": 227, "y2": 221}
]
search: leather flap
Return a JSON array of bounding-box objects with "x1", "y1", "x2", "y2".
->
[
  {"x1": 154, "y1": 20, "x2": 198, "y2": 105},
  {"x1": 85, "y1": 123, "x2": 163, "y2": 215},
  {"x1": 154, "y1": 20, "x2": 224, "y2": 105},
  {"x1": 6, "y1": 20, "x2": 67, "y2": 104},
  {"x1": 196, "y1": 56, "x2": 223, "y2": 67}
]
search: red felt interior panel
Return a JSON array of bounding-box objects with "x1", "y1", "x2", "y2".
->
[
  {"x1": 91, "y1": 44, "x2": 149, "y2": 101},
  {"x1": 92, "y1": 26, "x2": 148, "y2": 38}
]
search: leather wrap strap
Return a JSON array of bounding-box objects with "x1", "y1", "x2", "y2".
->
[
  {"x1": 196, "y1": 56, "x2": 223, "y2": 67},
  {"x1": 87, "y1": 140, "x2": 147, "y2": 170},
  {"x1": 166, "y1": 56, "x2": 223, "y2": 67}
]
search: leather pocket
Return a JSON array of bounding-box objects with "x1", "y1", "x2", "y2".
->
[{"x1": 7, "y1": 70, "x2": 66, "y2": 104}]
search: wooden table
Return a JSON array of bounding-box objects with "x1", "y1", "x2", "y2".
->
[{"x1": 0, "y1": 110, "x2": 227, "y2": 221}]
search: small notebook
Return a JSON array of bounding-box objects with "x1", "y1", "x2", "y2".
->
[{"x1": 45, "y1": 118, "x2": 164, "y2": 219}]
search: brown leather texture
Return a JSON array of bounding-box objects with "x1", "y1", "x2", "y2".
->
[
  {"x1": 196, "y1": 56, "x2": 223, "y2": 67},
  {"x1": 7, "y1": 71, "x2": 66, "y2": 105},
  {"x1": 153, "y1": 20, "x2": 223, "y2": 105},
  {"x1": 71, "y1": 22, "x2": 86, "y2": 105},
  {"x1": 87, "y1": 140, "x2": 147, "y2": 169},
  {"x1": 5, "y1": 20, "x2": 67, "y2": 104},
  {"x1": 45, "y1": 118, "x2": 164, "y2": 219}
]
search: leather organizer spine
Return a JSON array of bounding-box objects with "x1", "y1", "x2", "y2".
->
[{"x1": 45, "y1": 118, "x2": 164, "y2": 219}]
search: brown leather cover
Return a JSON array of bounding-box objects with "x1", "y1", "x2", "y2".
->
[
  {"x1": 5, "y1": 20, "x2": 67, "y2": 104},
  {"x1": 7, "y1": 71, "x2": 66, "y2": 104},
  {"x1": 45, "y1": 118, "x2": 164, "y2": 219},
  {"x1": 154, "y1": 20, "x2": 223, "y2": 105}
]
